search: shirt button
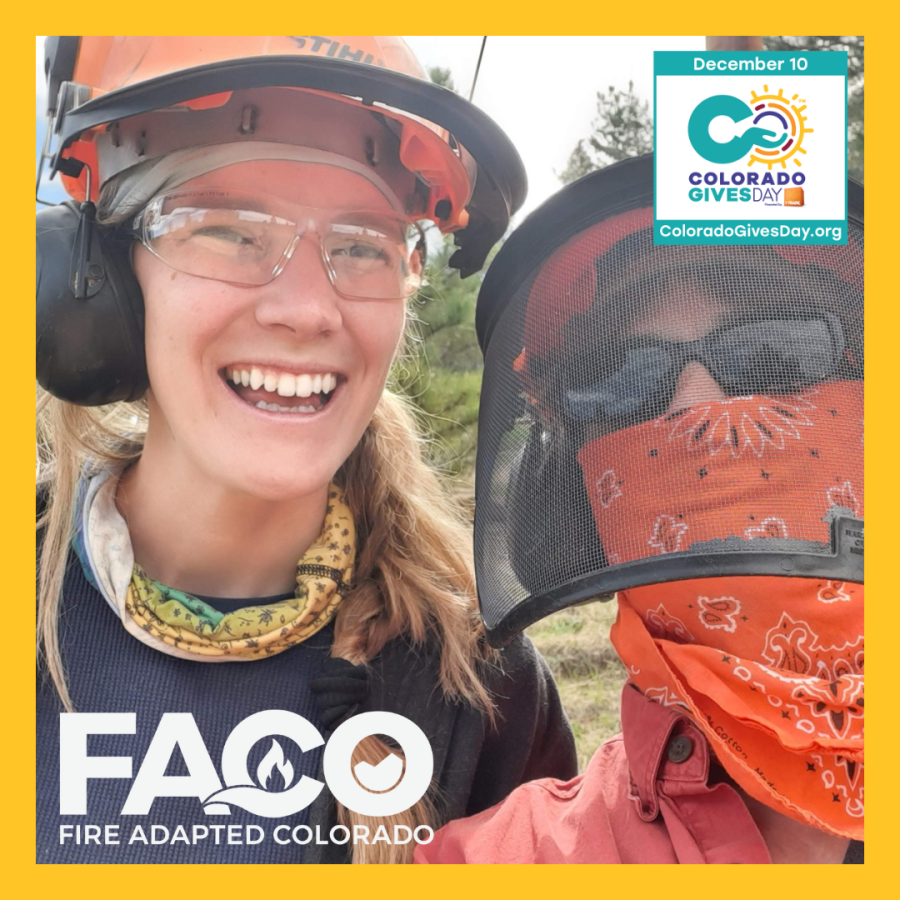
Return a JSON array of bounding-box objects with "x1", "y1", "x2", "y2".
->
[{"x1": 667, "y1": 735, "x2": 693, "y2": 763}]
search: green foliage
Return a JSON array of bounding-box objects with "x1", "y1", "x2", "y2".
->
[
  {"x1": 560, "y1": 80, "x2": 653, "y2": 184},
  {"x1": 558, "y1": 142, "x2": 595, "y2": 185},
  {"x1": 764, "y1": 36, "x2": 864, "y2": 182},
  {"x1": 428, "y1": 66, "x2": 456, "y2": 92},
  {"x1": 392, "y1": 233, "x2": 487, "y2": 478}
]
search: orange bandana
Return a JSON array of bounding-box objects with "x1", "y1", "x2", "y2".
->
[
  {"x1": 578, "y1": 381, "x2": 864, "y2": 838},
  {"x1": 577, "y1": 382, "x2": 863, "y2": 565},
  {"x1": 611, "y1": 579, "x2": 863, "y2": 838}
]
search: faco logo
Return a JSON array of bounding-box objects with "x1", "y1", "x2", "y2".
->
[
  {"x1": 688, "y1": 86, "x2": 812, "y2": 168},
  {"x1": 60, "y1": 710, "x2": 433, "y2": 819}
]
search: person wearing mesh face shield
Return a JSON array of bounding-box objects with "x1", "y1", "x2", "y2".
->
[{"x1": 416, "y1": 155, "x2": 864, "y2": 864}]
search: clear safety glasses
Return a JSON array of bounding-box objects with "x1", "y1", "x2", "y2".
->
[{"x1": 129, "y1": 189, "x2": 426, "y2": 300}]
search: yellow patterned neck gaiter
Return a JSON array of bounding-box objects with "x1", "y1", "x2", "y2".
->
[{"x1": 122, "y1": 485, "x2": 354, "y2": 660}]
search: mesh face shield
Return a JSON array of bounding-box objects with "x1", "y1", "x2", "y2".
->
[{"x1": 474, "y1": 155, "x2": 864, "y2": 647}]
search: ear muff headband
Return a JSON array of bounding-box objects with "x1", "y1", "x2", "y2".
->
[{"x1": 37, "y1": 202, "x2": 148, "y2": 405}]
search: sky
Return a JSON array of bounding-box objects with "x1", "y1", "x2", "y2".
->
[{"x1": 36, "y1": 35, "x2": 704, "y2": 222}]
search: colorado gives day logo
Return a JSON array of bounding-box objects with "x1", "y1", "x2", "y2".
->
[
  {"x1": 688, "y1": 87, "x2": 812, "y2": 167},
  {"x1": 654, "y1": 50, "x2": 847, "y2": 245}
]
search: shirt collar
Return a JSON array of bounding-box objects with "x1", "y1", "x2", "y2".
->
[{"x1": 620, "y1": 683, "x2": 712, "y2": 821}]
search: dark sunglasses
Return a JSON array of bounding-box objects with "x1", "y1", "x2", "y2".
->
[{"x1": 565, "y1": 314, "x2": 846, "y2": 424}]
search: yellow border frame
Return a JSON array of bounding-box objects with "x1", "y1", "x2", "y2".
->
[{"x1": 15, "y1": 13, "x2": 887, "y2": 896}]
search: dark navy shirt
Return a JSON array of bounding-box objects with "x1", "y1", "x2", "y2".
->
[{"x1": 37, "y1": 553, "x2": 332, "y2": 864}]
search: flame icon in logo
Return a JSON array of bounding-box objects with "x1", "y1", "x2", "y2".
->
[
  {"x1": 257, "y1": 739, "x2": 294, "y2": 791},
  {"x1": 203, "y1": 735, "x2": 323, "y2": 818}
]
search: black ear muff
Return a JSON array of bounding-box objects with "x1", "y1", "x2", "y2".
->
[
  {"x1": 506, "y1": 421, "x2": 606, "y2": 595},
  {"x1": 37, "y1": 201, "x2": 148, "y2": 405}
]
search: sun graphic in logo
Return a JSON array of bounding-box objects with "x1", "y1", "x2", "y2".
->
[{"x1": 747, "y1": 85, "x2": 813, "y2": 170}]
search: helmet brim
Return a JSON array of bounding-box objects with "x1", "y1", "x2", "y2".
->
[{"x1": 54, "y1": 55, "x2": 527, "y2": 277}]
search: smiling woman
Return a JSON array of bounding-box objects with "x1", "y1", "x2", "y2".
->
[
  {"x1": 35, "y1": 36, "x2": 575, "y2": 865},
  {"x1": 118, "y1": 159, "x2": 413, "y2": 510}
]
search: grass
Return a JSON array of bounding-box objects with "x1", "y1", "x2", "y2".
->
[{"x1": 527, "y1": 601, "x2": 627, "y2": 771}]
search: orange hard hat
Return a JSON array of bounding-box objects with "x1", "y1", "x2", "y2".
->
[{"x1": 42, "y1": 36, "x2": 526, "y2": 275}]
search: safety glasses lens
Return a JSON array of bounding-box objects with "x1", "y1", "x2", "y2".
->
[
  {"x1": 707, "y1": 319, "x2": 841, "y2": 391},
  {"x1": 322, "y1": 218, "x2": 424, "y2": 300},
  {"x1": 566, "y1": 347, "x2": 674, "y2": 422},
  {"x1": 139, "y1": 192, "x2": 424, "y2": 298}
]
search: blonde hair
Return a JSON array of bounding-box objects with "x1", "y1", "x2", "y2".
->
[{"x1": 37, "y1": 387, "x2": 494, "y2": 864}]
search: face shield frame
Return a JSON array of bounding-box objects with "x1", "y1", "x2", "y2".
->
[
  {"x1": 474, "y1": 155, "x2": 864, "y2": 648},
  {"x1": 47, "y1": 52, "x2": 526, "y2": 278}
]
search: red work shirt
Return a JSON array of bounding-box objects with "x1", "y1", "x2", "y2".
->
[{"x1": 415, "y1": 684, "x2": 772, "y2": 864}]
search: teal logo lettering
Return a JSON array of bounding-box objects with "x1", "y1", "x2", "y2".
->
[{"x1": 688, "y1": 95, "x2": 787, "y2": 164}]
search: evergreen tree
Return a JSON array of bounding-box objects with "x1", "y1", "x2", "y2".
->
[
  {"x1": 560, "y1": 80, "x2": 653, "y2": 183},
  {"x1": 391, "y1": 233, "x2": 491, "y2": 479},
  {"x1": 428, "y1": 66, "x2": 456, "y2": 92},
  {"x1": 389, "y1": 68, "x2": 489, "y2": 480}
]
